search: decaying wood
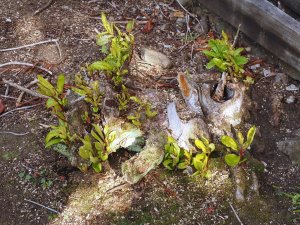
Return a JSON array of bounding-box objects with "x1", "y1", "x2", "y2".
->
[{"x1": 197, "y1": 0, "x2": 300, "y2": 79}]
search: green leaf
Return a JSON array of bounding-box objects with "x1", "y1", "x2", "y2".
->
[
  {"x1": 92, "y1": 162, "x2": 102, "y2": 173},
  {"x1": 195, "y1": 139, "x2": 206, "y2": 153},
  {"x1": 126, "y1": 20, "x2": 135, "y2": 33},
  {"x1": 204, "y1": 170, "x2": 212, "y2": 179},
  {"x1": 145, "y1": 104, "x2": 158, "y2": 118},
  {"x1": 202, "y1": 50, "x2": 218, "y2": 58},
  {"x1": 163, "y1": 159, "x2": 174, "y2": 170},
  {"x1": 206, "y1": 60, "x2": 216, "y2": 69},
  {"x1": 224, "y1": 154, "x2": 240, "y2": 167},
  {"x1": 92, "y1": 124, "x2": 105, "y2": 141},
  {"x1": 37, "y1": 75, "x2": 55, "y2": 91},
  {"x1": 101, "y1": 13, "x2": 113, "y2": 34},
  {"x1": 212, "y1": 58, "x2": 227, "y2": 71},
  {"x1": 96, "y1": 34, "x2": 113, "y2": 46},
  {"x1": 221, "y1": 135, "x2": 239, "y2": 151},
  {"x1": 208, "y1": 143, "x2": 215, "y2": 152},
  {"x1": 234, "y1": 55, "x2": 248, "y2": 66},
  {"x1": 244, "y1": 126, "x2": 256, "y2": 149},
  {"x1": 90, "y1": 155, "x2": 98, "y2": 164},
  {"x1": 56, "y1": 74, "x2": 65, "y2": 95},
  {"x1": 233, "y1": 48, "x2": 244, "y2": 56},
  {"x1": 221, "y1": 30, "x2": 228, "y2": 42},
  {"x1": 94, "y1": 141, "x2": 105, "y2": 151},
  {"x1": 193, "y1": 153, "x2": 206, "y2": 171},
  {"x1": 177, "y1": 161, "x2": 189, "y2": 170},
  {"x1": 100, "y1": 153, "x2": 108, "y2": 161},
  {"x1": 71, "y1": 87, "x2": 87, "y2": 96},
  {"x1": 237, "y1": 132, "x2": 244, "y2": 145},
  {"x1": 45, "y1": 129, "x2": 60, "y2": 143},
  {"x1": 46, "y1": 98, "x2": 58, "y2": 108},
  {"x1": 89, "y1": 61, "x2": 114, "y2": 72},
  {"x1": 45, "y1": 138, "x2": 62, "y2": 148},
  {"x1": 79, "y1": 146, "x2": 91, "y2": 160}
]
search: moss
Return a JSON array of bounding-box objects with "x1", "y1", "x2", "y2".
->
[{"x1": 1, "y1": 151, "x2": 18, "y2": 161}]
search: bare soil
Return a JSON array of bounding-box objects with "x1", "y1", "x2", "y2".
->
[{"x1": 0, "y1": 0, "x2": 299, "y2": 225}]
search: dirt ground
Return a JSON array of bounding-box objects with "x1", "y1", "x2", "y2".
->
[{"x1": 0, "y1": 0, "x2": 299, "y2": 225}]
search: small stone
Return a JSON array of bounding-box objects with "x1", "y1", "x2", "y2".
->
[
  {"x1": 141, "y1": 48, "x2": 173, "y2": 69},
  {"x1": 193, "y1": 16, "x2": 208, "y2": 35},
  {"x1": 245, "y1": 47, "x2": 251, "y2": 52},
  {"x1": 286, "y1": 84, "x2": 299, "y2": 91},
  {"x1": 263, "y1": 68, "x2": 271, "y2": 77},
  {"x1": 277, "y1": 138, "x2": 300, "y2": 165},
  {"x1": 274, "y1": 73, "x2": 288, "y2": 85},
  {"x1": 250, "y1": 64, "x2": 260, "y2": 70},
  {"x1": 285, "y1": 95, "x2": 295, "y2": 104},
  {"x1": 5, "y1": 18, "x2": 12, "y2": 23}
]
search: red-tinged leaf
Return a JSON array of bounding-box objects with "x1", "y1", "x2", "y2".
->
[
  {"x1": 0, "y1": 99, "x2": 5, "y2": 114},
  {"x1": 142, "y1": 19, "x2": 154, "y2": 33},
  {"x1": 206, "y1": 207, "x2": 215, "y2": 214}
]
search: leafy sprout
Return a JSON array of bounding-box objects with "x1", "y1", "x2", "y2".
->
[
  {"x1": 203, "y1": 31, "x2": 248, "y2": 77},
  {"x1": 193, "y1": 137, "x2": 215, "y2": 178},
  {"x1": 221, "y1": 125, "x2": 256, "y2": 167},
  {"x1": 163, "y1": 136, "x2": 192, "y2": 170}
]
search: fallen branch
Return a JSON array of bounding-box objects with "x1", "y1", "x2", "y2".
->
[
  {"x1": 229, "y1": 202, "x2": 244, "y2": 225},
  {"x1": 0, "y1": 131, "x2": 29, "y2": 136},
  {"x1": 232, "y1": 24, "x2": 242, "y2": 48},
  {"x1": 0, "y1": 104, "x2": 42, "y2": 118},
  {"x1": 0, "y1": 95, "x2": 18, "y2": 100},
  {"x1": 33, "y1": 0, "x2": 55, "y2": 15},
  {"x1": 0, "y1": 39, "x2": 62, "y2": 60},
  {"x1": 2, "y1": 79, "x2": 48, "y2": 99},
  {"x1": 175, "y1": 0, "x2": 200, "y2": 24},
  {"x1": 24, "y1": 199, "x2": 59, "y2": 214},
  {"x1": 0, "y1": 62, "x2": 53, "y2": 75},
  {"x1": 0, "y1": 39, "x2": 57, "y2": 52},
  {"x1": 16, "y1": 79, "x2": 39, "y2": 106}
]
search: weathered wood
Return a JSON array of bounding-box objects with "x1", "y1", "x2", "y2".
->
[{"x1": 196, "y1": 0, "x2": 300, "y2": 79}]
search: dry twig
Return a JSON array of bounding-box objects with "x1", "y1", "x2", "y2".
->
[
  {"x1": 0, "y1": 39, "x2": 62, "y2": 60},
  {"x1": 33, "y1": 0, "x2": 55, "y2": 15},
  {"x1": 175, "y1": 0, "x2": 200, "y2": 24},
  {"x1": 0, "y1": 131, "x2": 29, "y2": 136},
  {"x1": 229, "y1": 202, "x2": 244, "y2": 225},
  {"x1": 2, "y1": 79, "x2": 48, "y2": 99},
  {"x1": 16, "y1": 79, "x2": 39, "y2": 105},
  {"x1": 232, "y1": 24, "x2": 242, "y2": 48},
  {"x1": 0, "y1": 62, "x2": 53, "y2": 75},
  {"x1": 0, "y1": 104, "x2": 42, "y2": 118},
  {"x1": 24, "y1": 199, "x2": 59, "y2": 214}
]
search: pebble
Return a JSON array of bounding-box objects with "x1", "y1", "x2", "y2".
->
[
  {"x1": 286, "y1": 84, "x2": 299, "y2": 91},
  {"x1": 285, "y1": 95, "x2": 295, "y2": 104},
  {"x1": 250, "y1": 64, "x2": 260, "y2": 70},
  {"x1": 141, "y1": 48, "x2": 173, "y2": 69},
  {"x1": 263, "y1": 68, "x2": 271, "y2": 77}
]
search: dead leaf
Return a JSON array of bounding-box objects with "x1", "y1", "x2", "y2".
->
[
  {"x1": 0, "y1": 99, "x2": 5, "y2": 114},
  {"x1": 173, "y1": 10, "x2": 185, "y2": 18},
  {"x1": 142, "y1": 19, "x2": 154, "y2": 33},
  {"x1": 196, "y1": 37, "x2": 207, "y2": 45}
]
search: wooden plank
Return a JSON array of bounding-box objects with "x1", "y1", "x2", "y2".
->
[{"x1": 196, "y1": 0, "x2": 300, "y2": 78}]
